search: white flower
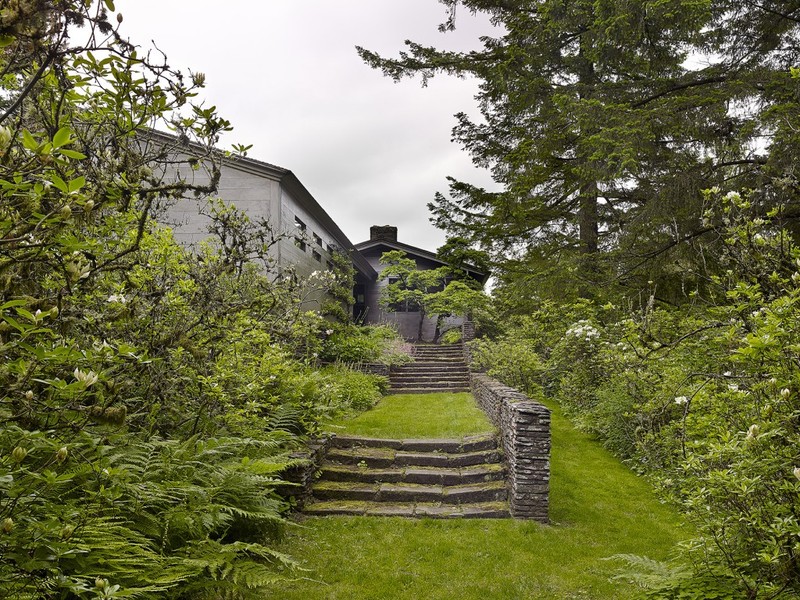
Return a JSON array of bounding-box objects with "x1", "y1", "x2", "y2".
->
[
  {"x1": 674, "y1": 396, "x2": 689, "y2": 406},
  {"x1": 325, "y1": 329, "x2": 334, "y2": 336},
  {"x1": 781, "y1": 388, "x2": 791, "y2": 399},
  {"x1": 724, "y1": 191, "x2": 741, "y2": 202},
  {"x1": 73, "y1": 368, "x2": 99, "y2": 387},
  {"x1": 106, "y1": 294, "x2": 126, "y2": 304},
  {"x1": 746, "y1": 424, "x2": 759, "y2": 440},
  {"x1": 793, "y1": 467, "x2": 800, "y2": 481}
]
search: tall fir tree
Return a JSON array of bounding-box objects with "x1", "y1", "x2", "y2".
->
[{"x1": 358, "y1": 0, "x2": 800, "y2": 305}]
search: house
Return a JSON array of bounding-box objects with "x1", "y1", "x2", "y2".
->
[
  {"x1": 355, "y1": 225, "x2": 487, "y2": 340},
  {"x1": 160, "y1": 140, "x2": 376, "y2": 305},
  {"x1": 159, "y1": 135, "x2": 486, "y2": 340}
]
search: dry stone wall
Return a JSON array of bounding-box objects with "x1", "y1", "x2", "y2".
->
[{"x1": 462, "y1": 325, "x2": 550, "y2": 522}]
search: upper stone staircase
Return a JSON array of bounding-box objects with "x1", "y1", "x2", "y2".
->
[{"x1": 389, "y1": 343, "x2": 470, "y2": 394}]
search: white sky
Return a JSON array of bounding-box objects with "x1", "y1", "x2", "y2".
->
[{"x1": 118, "y1": 1, "x2": 500, "y2": 252}]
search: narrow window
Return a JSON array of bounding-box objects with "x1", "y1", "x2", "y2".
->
[
  {"x1": 312, "y1": 249, "x2": 322, "y2": 262},
  {"x1": 294, "y1": 216, "x2": 306, "y2": 232},
  {"x1": 313, "y1": 233, "x2": 322, "y2": 247}
]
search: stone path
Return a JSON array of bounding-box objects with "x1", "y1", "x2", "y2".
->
[{"x1": 305, "y1": 343, "x2": 511, "y2": 519}]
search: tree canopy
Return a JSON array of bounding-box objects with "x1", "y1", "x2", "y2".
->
[{"x1": 358, "y1": 0, "x2": 800, "y2": 304}]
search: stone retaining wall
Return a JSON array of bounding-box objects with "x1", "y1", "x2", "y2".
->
[
  {"x1": 284, "y1": 435, "x2": 333, "y2": 509},
  {"x1": 461, "y1": 324, "x2": 550, "y2": 522},
  {"x1": 469, "y1": 374, "x2": 550, "y2": 521}
]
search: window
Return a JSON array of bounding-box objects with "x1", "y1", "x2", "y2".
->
[
  {"x1": 294, "y1": 216, "x2": 306, "y2": 232},
  {"x1": 295, "y1": 237, "x2": 306, "y2": 252},
  {"x1": 313, "y1": 233, "x2": 322, "y2": 247},
  {"x1": 326, "y1": 243, "x2": 337, "y2": 254},
  {"x1": 312, "y1": 249, "x2": 322, "y2": 262}
]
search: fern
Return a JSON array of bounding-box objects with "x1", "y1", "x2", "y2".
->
[{"x1": 607, "y1": 554, "x2": 743, "y2": 599}]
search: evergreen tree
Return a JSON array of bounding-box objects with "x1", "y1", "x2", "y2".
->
[{"x1": 358, "y1": 0, "x2": 800, "y2": 303}]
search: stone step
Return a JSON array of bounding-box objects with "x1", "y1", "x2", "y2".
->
[
  {"x1": 329, "y1": 434, "x2": 497, "y2": 453},
  {"x1": 390, "y1": 371, "x2": 469, "y2": 379},
  {"x1": 313, "y1": 480, "x2": 508, "y2": 504},
  {"x1": 304, "y1": 500, "x2": 510, "y2": 519},
  {"x1": 390, "y1": 381, "x2": 470, "y2": 389},
  {"x1": 325, "y1": 446, "x2": 502, "y2": 469},
  {"x1": 388, "y1": 386, "x2": 471, "y2": 394},
  {"x1": 319, "y1": 462, "x2": 506, "y2": 485},
  {"x1": 392, "y1": 366, "x2": 467, "y2": 371}
]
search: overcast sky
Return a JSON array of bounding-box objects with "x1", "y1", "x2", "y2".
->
[{"x1": 119, "y1": 1, "x2": 499, "y2": 252}]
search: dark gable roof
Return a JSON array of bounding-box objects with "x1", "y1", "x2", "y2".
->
[
  {"x1": 354, "y1": 239, "x2": 488, "y2": 283},
  {"x1": 144, "y1": 129, "x2": 377, "y2": 279}
]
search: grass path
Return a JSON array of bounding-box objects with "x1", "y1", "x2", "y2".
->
[
  {"x1": 323, "y1": 392, "x2": 495, "y2": 439},
  {"x1": 272, "y1": 393, "x2": 688, "y2": 599}
]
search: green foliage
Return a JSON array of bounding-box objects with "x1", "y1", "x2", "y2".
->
[
  {"x1": 473, "y1": 189, "x2": 800, "y2": 596},
  {"x1": 0, "y1": 3, "x2": 389, "y2": 597},
  {"x1": 0, "y1": 428, "x2": 296, "y2": 598},
  {"x1": 320, "y1": 324, "x2": 412, "y2": 367},
  {"x1": 360, "y1": 1, "x2": 800, "y2": 306},
  {"x1": 379, "y1": 250, "x2": 489, "y2": 341},
  {"x1": 321, "y1": 250, "x2": 356, "y2": 324}
]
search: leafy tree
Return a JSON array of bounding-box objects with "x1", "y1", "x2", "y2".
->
[
  {"x1": 379, "y1": 250, "x2": 488, "y2": 341},
  {"x1": 0, "y1": 2, "x2": 390, "y2": 597}
]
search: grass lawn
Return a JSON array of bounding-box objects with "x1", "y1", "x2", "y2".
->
[
  {"x1": 323, "y1": 392, "x2": 495, "y2": 439},
  {"x1": 272, "y1": 396, "x2": 689, "y2": 599}
]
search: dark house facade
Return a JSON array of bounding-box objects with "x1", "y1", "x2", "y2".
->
[{"x1": 355, "y1": 226, "x2": 487, "y2": 340}]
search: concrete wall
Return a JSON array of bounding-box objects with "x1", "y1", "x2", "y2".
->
[
  {"x1": 161, "y1": 158, "x2": 345, "y2": 310},
  {"x1": 278, "y1": 186, "x2": 340, "y2": 281},
  {"x1": 163, "y1": 159, "x2": 282, "y2": 252}
]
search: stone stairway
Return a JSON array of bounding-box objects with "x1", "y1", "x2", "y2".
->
[
  {"x1": 305, "y1": 434, "x2": 509, "y2": 519},
  {"x1": 389, "y1": 343, "x2": 470, "y2": 394}
]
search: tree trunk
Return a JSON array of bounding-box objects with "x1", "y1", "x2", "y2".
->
[{"x1": 579, "y1": 181, "x2": 599, "y2": 254}]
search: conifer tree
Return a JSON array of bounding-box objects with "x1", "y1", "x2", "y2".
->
[{"x1": 358, "y1": 0, "x2": 799, "y2": 301}]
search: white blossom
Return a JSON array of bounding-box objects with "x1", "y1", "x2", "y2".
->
[
  {"x1": 674, "y1": 396, "x2": 689, "y2": 406},
  {"x1": 73, "y1": 368, "x2": 98, "y2": 387}
]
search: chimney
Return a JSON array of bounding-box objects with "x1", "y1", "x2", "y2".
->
[{"x1": 370, "y1": 225, "x2": 398, "y2": 243}]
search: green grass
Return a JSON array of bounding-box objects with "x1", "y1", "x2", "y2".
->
[
  {"x1": 272, "y1": 397, "x2": 689, "y2": 599},
  {"x1": 324, "y1": 392, "x2": 495, "y2": 438}
]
